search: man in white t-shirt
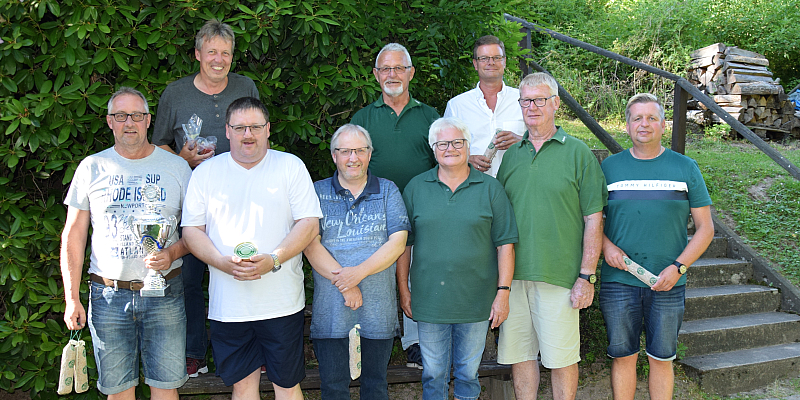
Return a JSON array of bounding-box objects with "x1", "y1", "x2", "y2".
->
[
  {"x1": 443, "y1": 35, "x2": 525, "y2": 177},
  {"x1": 182, "y1": 97, "x2": 322, "y2": 400}
]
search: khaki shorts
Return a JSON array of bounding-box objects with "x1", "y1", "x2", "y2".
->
[{"x1": 497, "y1": 280, "x2": 580, "y2": 369}]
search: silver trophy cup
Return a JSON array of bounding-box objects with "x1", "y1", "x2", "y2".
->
[{"x1": 127, "y1": 184, "x2": 177, "y2": 297}]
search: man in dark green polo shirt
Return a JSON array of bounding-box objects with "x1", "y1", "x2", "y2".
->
[
  {"x1": 495, "y1": 72, "x2": 607, "y2": 400},
  {"x1": 350, "y1": 42, "x2": 439, "y2": 369}
]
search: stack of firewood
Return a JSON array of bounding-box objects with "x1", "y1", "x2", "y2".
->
[{"x1": 686, "y1": 43, "x2": 799, "y2": 139}]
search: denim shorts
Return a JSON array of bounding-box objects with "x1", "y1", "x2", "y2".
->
[
  {"x1": 88, "y1": 275, "x2": 188, "y2": 394},
  {"x1": 599, "y1": 281, "x2": 686, "y2": 361},
  {"x1": 210, "y1": 310, "x2": 305, "y2": 388}
]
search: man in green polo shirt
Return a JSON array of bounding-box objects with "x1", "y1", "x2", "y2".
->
[
  {"x1": 350, "y1": 42, "x2": 439, "y2": 369},
  {"x1": 496, "y1": 72, "x2": 608, "y2": 400}
]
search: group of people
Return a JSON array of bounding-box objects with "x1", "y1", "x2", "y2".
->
[{"x1": 60, "y1": 18, "x2": 714, "y2": 400}]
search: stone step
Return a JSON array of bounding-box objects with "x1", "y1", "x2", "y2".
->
[
  {"x1": 679, "y1": 312, "x2": 800, "y2": 356},
  {"x1": 679, "y1": 342, "x2": 800, "y2": 395},
  {"x1": 698, "y1": 235, "x2": 729, "y2": 259},
  {"x1": 686, "y1": 258, "x2": 752, "y2": 288},
  {"x1": 685, "y1": 285, "x2": 780, "y2": 321}
]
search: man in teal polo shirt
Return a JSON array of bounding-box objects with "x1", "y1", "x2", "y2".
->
[
  {"x1": 350, "y1": 42, "x2": 439, "y2": 369},
  {"x1": 496, "y1": 73, "x2": 608, "y2": 400}
]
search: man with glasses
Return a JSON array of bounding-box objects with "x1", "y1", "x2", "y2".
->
[
  {"x1": 444, "y1": 35, "x2": 525, "y2": 177},
  {"x1": 150, "y1": 19, "x2": 259, "y2": 378},
  {"x1": 181, "y1": 97, "x2": 322, "y2": 400},
  {"x1": 496, "y1": 73, "x2": 608, "y2": 400},
  {"x1": 350, "y1": 42, "x2": 439, "y2": 369},
  {"x1": 61, "y1": 87, "x2": 192, "y2": 399},
  {"x1": 305, "y1": 124, "x2": 410, "y2": 400}
]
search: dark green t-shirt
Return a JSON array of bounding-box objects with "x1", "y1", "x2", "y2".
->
[
  {"x1": 601, "y1": 148, "x2": 712, "y2": 287},
  {"x1": 496, "y1": 127, "x2": 608, "y2": 289},
  {"x1": 404, "y1": 166, "x2": 518, "y2": 324},
  {"x1": 351, "y1": 96, "x2": 439, "y2": 192}
]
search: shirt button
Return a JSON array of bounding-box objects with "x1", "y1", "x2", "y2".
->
[
  {"x1": 351, "y1": 205, "x2": 355, "y2": 209},
  {"x1": 215, "y1": 104, "x2": 218, "y2": 108},
  {"x1": 216, "y1": 114, "x2": 219, "y2": 117}
]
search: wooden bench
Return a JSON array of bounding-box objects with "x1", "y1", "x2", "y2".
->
[{"x1": 177, "y1": 308, "x2": 515, "y2": 397}]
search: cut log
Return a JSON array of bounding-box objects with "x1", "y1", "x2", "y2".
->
[
  {"x1": 730, "y1": 82, "x2": 782, "y2": 95},
  {"x1": 727, "y1": 72, "x2": 777, "y2": 84},
  {"x1": 725, "y1": 55, "x2": 769, "y2": 66},
  {"x1": 722, "y1": 67, "x2": 773, "y2": 77},
  {"x1": 724, "y1": 47, "x2": 765, "y2": 59},
  {"x1": 765, "y1": 97, "x2": 778, "y2": 109},
  {"x1": 758, "y1": 96, "x2": 767, "y2": 107},
  {"x1": 743, "y1": 108, "x2": 755, "y2": 123},
  {"x1": 691, "y1": 56, "x2": 715, "y2": 69},
  {"x1": 691, "y1": 43, "x2": 726, "y2": 59},
  {"x1": 748, "y1": 97, "x2": 758, "y2": 107},
  {"x1": 723, "y1": 62, "x2": 772, "y2": 73}
]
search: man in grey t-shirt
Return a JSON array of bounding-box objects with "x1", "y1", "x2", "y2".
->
[
  {"x1": 150, "y1": 19, "x2": 258, "y2": 378},
  {"x1": 305, "y1": 124, "x2": 410, "y2": 399}
]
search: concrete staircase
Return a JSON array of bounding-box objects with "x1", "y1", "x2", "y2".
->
[{"x1": 677, "y1": 234, "x2": 800, "y2": 395}]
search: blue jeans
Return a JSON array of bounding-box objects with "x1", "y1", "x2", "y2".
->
[
  {"x1": 418, "y1": 320, "x2": 489, "y2": 400},
  {"x1": 182, "y1": 253, "x2": 208, "y2": 359},
  {"x1": 313, "y1": 337, "x2": 394, "y2": 400},
  {"x1": 88, "y1": 274, "x2": 188, "y2": 394},
  {"x1": 599, "y1": 281, "x2": 686, "y2": 361}
]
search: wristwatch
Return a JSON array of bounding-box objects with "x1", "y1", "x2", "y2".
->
[
  {"x1": 269, "y1": 253, "x2": 282, "y2": 273},
  {"x1": 578, "y1": 273, "x2": 597, "y2": 284},
  {"x1": 672, "y1": 261, "x2": 688, "y2": 275},
  {"x1": 497, "y1": 286, "x2": 511, "y2": 292}
]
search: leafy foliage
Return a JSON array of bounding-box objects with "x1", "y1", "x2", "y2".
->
[
  {"x1": 0, "y1": 0, "x2": 523, "y2": 397},
  {"x1": 507, "y1": 0, "x2": 800, "y2": 120}
]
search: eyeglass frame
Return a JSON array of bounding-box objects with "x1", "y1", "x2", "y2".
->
[
  {"x1": 227, "y1": 123, "x2": 269, "y2": 134},
  {"x1": 109, "y1": 112, "x2": 149, "y2": 122},
  {"x1": 431, "y1": 139, "x2": 468, "y2": 151},
  {"x1": 375, "y1": 66, "x2": 413, "y2": 75},
  {"x1": 333, "y1": 147, "x2": 371, "y2": 157},
  {"x1": 474, "y1": 55, "x2": 506, "y2": 63},
  {"x1": 518, "y1": 95, "x2": 557, "y2": 108}
]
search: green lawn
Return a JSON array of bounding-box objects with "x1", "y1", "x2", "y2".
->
[{"x1": 559, "y1": 117, "x2": 800, "y2": 288}]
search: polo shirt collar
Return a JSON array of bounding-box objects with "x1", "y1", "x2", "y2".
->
[
  {"x1": 423, "y1": 165, "x2": 486, "y2": 186},
  {"x1": 518, "y1": 126, "x2": 568, "y2": 147},
  {"x1": 331, "y1": 170, "x2": 380, "y2": 196},
  {"x1": 374, "y1": 95, "x2": 423, "y2": 113}
]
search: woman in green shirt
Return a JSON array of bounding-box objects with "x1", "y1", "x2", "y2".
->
[{"x1": 399, "y1": 117, "x2": 518, "y2": 400}]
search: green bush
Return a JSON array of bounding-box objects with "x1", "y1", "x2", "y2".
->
[{"x1": 0, "y1": 1, "x2": 523, "y2": 397}]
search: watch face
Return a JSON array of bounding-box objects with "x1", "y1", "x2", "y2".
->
[
  {"x1": 679, "y1": 264, "x2": 688, "y2": 274},
  {"x1": 589, "y1": 274, "x2": 597, "y2": 284}
]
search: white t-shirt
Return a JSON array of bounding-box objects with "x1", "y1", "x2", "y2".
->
[
  {"x1": 444, "y1": 81, "x2": 525, "y2": 177},
  {"x1": 182, "y1": 151, "x2": 323, "y2": 322},
  {"x1": 65, "y1": 146, "x2": 192, "y2": 281}
]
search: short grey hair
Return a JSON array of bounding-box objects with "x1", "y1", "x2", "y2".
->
[
  {"x1": 107, "y1": 87, "x2": 149, "y2": 114},
  {"x1": 195, "y1": 19, "x2": 235, "y2": 51},
  {"x1": 330, "y1": 124, "x2": 373, "y2": 155},
  {"x1": 428, "y1": 117, "x2": 472, "y2": 147},
  {"x1": 519, "y1": 72, "x2": 558, "y2": 96},
  {"x1": 375, "y1": 43, "x2": 412, "y2": 68},
  {"x1": 625, "y1": 93, "x2": 665, "y2": 122}
]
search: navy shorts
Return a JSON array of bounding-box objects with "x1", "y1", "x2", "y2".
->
[{"x1": 210, "y1": 310, "x2": 305, "y2": 387}]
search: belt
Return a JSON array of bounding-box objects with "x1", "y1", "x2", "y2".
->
[{"x1": 90, "y1": 268, "x2": 181, "y2": 291}]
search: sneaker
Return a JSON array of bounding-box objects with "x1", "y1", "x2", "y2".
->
[
  {"x1": 261, "y1": 365, "x2": 266, "y2": 374},
  {"x1": 186, "y1": 357, "x2": 208, "y2": 378},
  {"x1": 406, "y1": 343, "x2": 423, "y2": 370}
]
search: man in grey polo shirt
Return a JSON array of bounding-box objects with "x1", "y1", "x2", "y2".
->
[{"x1": 151, "y1": 19, "x2": 259, "y2": 378}]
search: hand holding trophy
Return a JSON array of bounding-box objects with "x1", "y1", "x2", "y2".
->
[{"x1": 127, "y1": 184, "x2": 178, "y2": 297}]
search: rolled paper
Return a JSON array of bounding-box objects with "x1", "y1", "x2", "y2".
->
[
  {"x1": 74, "y1": 340, "x2": 89, "y2": 393},
  {"x1": 483, "y1": 129, "x2": 501, "y2": 160},
  {"x1": 349, "y1": 324, "x2": 362, "y2": 380},
  {"x1": 57, "y1": 340, "x2": 77, "y2": 395},
  {"x1": 621, "y1": 256, "x2": 659, "y2": 287}
]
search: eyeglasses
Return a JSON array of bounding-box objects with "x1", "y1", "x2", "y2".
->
[
  {"x1": 109, "y1": 112, "x2": 149, "y2": 122},
  {"x1": 334, "y1": 147, "x2": 370, "y2": 157},
  {"x1": 518, "y1": 95, "x2": 556, "y2": 108},
  {"x1": 475, "y1": 55, "x2": 505, "y2": 63},
  {"x1": 375, "y1": 66, "x2": 412, "y2": 75},
  {"x1": 228, "y1": 123, "x2": 268, "y2": 134},
  {"x1": 432, "y1": 139, "x2": 468, "y2": 151}
]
